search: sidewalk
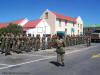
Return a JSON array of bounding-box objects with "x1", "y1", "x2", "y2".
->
[
  {"x1": 0, "y1": 43, "x2": 98, "y2": 57},
  {"x1": 13, "y1": 43, "x2": 97, "y2": 57}
]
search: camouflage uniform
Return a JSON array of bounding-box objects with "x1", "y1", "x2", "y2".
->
[
  {"x1": 47, "y1": 35, "x2": 52, "y2": 49},
  {"x1": 12, "y1": 34, "x2": 17, "y2": 52},
  {"x1": 0, "y1": 34, "x2": 2, "y2": 51},
  {"x1": 54, "y1": 34, "x2": 57, "y2": 48},
  {"x1": 5, "y1": 33, "x2": 11, "y2": 56},
  {"x1": 51, "y1": 35, "x2": 55, "y2": 48},
  {"x1": 87, "y1": 36, "x2": 91, "y2": 47},
  {"x1": 35, "y1": 34, "x2": 40, "y2": 51},
  {"x1": 27, "y1": 34, "x2": 33, "y2": 50},
  {"x1": 56, "y1": 37, "x2": 65, "y2": 66},
  {"x1": 1, "y1": 34, "x2": 6, "y2": 54},
  {"x1": 41, "y1": 34, "x2": 46, "y2": 50},
  {"x1": 32, "y1": 34, "x2": 36, "y2": 48},
  {"x1": 16, "y1": 34, "x2": 22, "y2": 53},
  {"x1": 23, "y1": 34, "x2": 28, "y2": 51}
]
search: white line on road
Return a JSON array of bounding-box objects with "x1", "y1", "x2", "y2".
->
[
  {"x1": 0, "y1": 64, "x2": 9, "y2": 66},
  {"x1": 0, "y1": 45, "x2": 99, "y2": 70}
]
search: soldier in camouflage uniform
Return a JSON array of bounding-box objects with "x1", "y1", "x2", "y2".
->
[
  {"x1": 16, "y1": 34, "x2": 22, "y2": 54},
  {"x1": 5, "y1": 33, "x2": 11, "y2": 56},
  {"x1": 0, "y1": 33, "x2": 2, "y2": 51},
  {"x1": 47, "y1": 35, "x2": 52, "y2": 49},
  {"x1": 35, "y1": 34, "x2": 40, "y2": 51},
  {"x1": 12, "y1": 34, "x2": 17, "y2": 52},
  {"x1": 41, "y1": 34, "x2": 46, "y2": 50},
  {"x1": 1, "y1": 34, "x2": 6, "y2": 54},
  {"x1": 54, "y1": 34, "x2": 57, "y2": 48},
  {"x1": 74, "y1": 36, "x2": 77, "y2": 45},
  {"x1": 70, "y1": 35, "x2": 73, "y2": 46},
  {"x1": 56, "y1": 36, "x2": 65, "y2": 66},
  {"x1": 32, "y1": 34, "x2": 36, "y2": 49},
  {"x1": 87, "y1": 36, "x2": 91, "y2": 47},
  {"x1": 51, "y1": 35, "x2": 55, "y2": 48},
  {"x1": 23, "y1": 34, "x2": 28, "y2": 51},
  {"x1": 27, "y1": 34, "x2": 33, "y2": 51}
]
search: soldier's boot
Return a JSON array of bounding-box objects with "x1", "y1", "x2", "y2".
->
[
  {"x1": 1, "y1": 51, "x2": 5, "y2": 54},
  {"x1": 16, "y1": 47, "x2": 23, "y2": 54},
  {"x1": 62, "y1": 62, "x2": 65, "y2": 66},
  {"x1": 5, "y1": 52, "x2": 12, "y2": 56}
]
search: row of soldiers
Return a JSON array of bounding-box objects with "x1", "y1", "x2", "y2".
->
[{"x1": 0, "y1": 33, "x2": 91, "y2": 56}]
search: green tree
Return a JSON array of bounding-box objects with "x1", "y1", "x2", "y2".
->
[{"x1": 0, "y1": 23, "x2": 23, "y2": 34}]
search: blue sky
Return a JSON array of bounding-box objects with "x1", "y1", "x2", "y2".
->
[{"x1": 0, "y1": 0, "x2": 100, "y2": 24}]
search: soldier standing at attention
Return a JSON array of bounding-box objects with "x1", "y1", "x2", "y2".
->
[
  {"x1": 5, "y1": 33, "x2": 12, "y2": 56},
  {"x1": 27, "y1": 34, "x2": 32, "y2": 50},
  {"x1": 35, "y1": 34, "x2": 40, "y2": 51},
  {"x1": 87, "y1": 36, "x2": 91, "y2": 47},
  {"x1": 13, "y1": 34, "x2": 17, "y2": 52},
  {"x1": 47, "y1": 35, "x2": 52, "y2": 49},
  {"x1": 32, "y1": 34, "x2": 36, "y2": 49},
  {"x1": 1, "y1": 34, "x2": 6, "y2": 54},
  {"x1": 56, "y1": 36, "x2": 65, "y2": 66},
  {"x1": 41, "y1": 34, "x2": 46, "y2": 50},
  {"x1": 16, "y1": 34, "x2": 22, "y2": 54},
  {"x1": 23, "y1": 34, "x2": 28, "y2": 51},
  {"x1": 54, "y1": 34, "x2": 57, "y2": 48},
  {"x1": 0, "y1": 33, "x2": 2, "y2": 51},
  {"x1": 51, "y1": 35, "x2": 55, "y2": 48}
]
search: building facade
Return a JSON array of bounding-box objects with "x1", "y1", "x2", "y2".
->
[
  {"x1": 40, "y1": 9, "x2": 83, "y2": 36},
  {"x1": 24, "y1": 19, "x2": 50, "y2": 37}
]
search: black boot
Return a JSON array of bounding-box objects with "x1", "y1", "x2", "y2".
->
[{"x1": 62, "y1": 62, "x2": 65, "y2": 66}]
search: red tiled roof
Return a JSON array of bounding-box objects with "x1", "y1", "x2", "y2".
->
[
  {"x1": 11, "y1": 18, "x2": 25, "y2": 24},
  {"x1": 0, "y1": 22, "x2": 9, "y2": 28},
  {"x1": 24, "y1": 19, "x2": 42, "y2": 28},
  {"x1": 0, "y1": 18, "x2": 25, "y2": 28},
  {"x1": 50, "y1": 11, "x2": 77, "y2": 22}
]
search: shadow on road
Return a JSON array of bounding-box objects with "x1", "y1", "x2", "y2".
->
[{"x1": 49, "y1": 61, "x2": 61, "y2": 67}]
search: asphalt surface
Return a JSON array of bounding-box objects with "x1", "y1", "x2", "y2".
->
[{"x1": 0, "y1": 43, "x2": 100, "y2": 75}]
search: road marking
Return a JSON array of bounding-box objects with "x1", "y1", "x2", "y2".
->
[
  {"x1": 0, "y1": 45, "x2": 99, "y2": 70},
  {"x1": 0, "y1": 50, "x2": 81, "y2": 70},
  {"x1": 91, "y1": 53, "x2": 100, "y2": 58},
  {"x1": 0, "y1": 64, "x2": 9, "y2": 66}
]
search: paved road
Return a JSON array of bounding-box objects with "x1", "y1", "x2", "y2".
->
[{"x1": 0, "y1": 43, "x2": 100, "y2": 75}]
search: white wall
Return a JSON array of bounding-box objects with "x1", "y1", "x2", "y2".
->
[
  {"x1": 55, "y1": 18, "x2": 75, "y2": 36},
  {"x1": 40, "y1": 9, "x2": 56, "y2": 35},
  {"x1": 25, "y1": 19, "x2": 50, "y2": 37},
  {"x1": 55, "y1": 16, "x2": 83, "y2": 36},
  {"x1": 76, "y1": 16, "x2": 83, "y2": 35}
]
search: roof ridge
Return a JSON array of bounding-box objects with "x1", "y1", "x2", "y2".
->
[
  {"x1": 49, "y1": 10, "x2": 77, "y2": 22},
  {"x1": 50, "y1": 10, "x2": 76, "y2": 18}
]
